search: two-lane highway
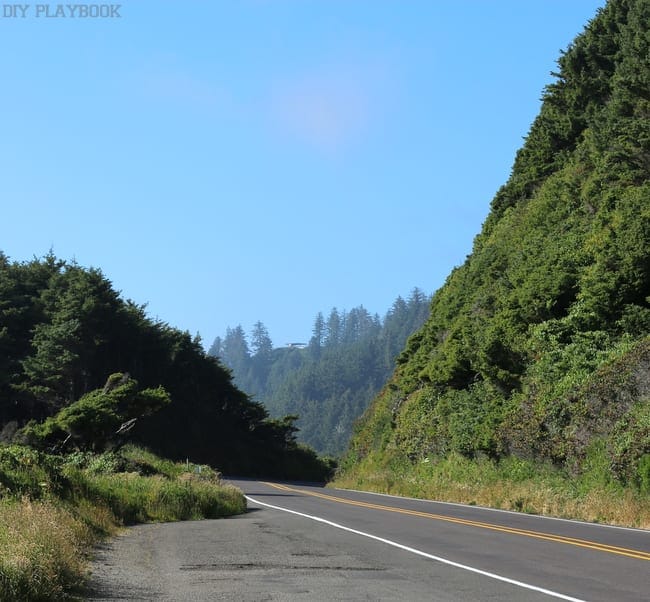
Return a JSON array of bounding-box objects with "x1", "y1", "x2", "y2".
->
[
  {"x1": 87, "y1": 479, "x2": 649, "y2": 600},
  {"x1": 232, "y1": 479, "x2": 649, "y2": 601}
]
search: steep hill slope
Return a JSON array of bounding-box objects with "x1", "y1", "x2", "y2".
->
[{"x1": 342, "y1": 0, "x2": 650, "y2": 493}]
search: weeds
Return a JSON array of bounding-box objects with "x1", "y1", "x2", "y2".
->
[
  {"x1": 0, "y1": 499, "x2": 91, "y2": 600},
  {"x1": 332, "y1": 452, "x2": 650, "y2": 529},
  {"x1": 0, "y1": 444, "x2": 245, "y2": 600}
]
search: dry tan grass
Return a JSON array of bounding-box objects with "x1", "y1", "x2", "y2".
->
[
  {"x1": 333, "y1": 467, "x2": 650, "y2": 529},
  {"x1": 0, "y1": 499, "x2": 93, "y2": 600}
]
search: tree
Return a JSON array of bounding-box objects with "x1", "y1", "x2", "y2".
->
[
  {"x1": 325, "y1": 308, "x2": 341, "y2": 347},
  {"x1": 220, "y1": 326, "x2": 250, "y2": 381},
  {"x1": 0, "y1": 253, "x2": 66, "y2": 422},
  {"x1": 250, "y1": 321, "x2": 273, "y2": 359},
  {"x1": 212, "y1": 293, "x2": 431, "y2": 456},
  {"x1": 208, "y1": 336, "x2": 223, "y2": 359},
  {"x1": 17, "y1": 263, "x2": 124, "y2": 415},
  {"x1": 20, "y1": 319, "x2": 82, "y2": 410},
  {"x1": 308, "y1": 312, "x2": 325, "y2": 359},
  {"x1": 249, "y1": 321, "x2": 273, "y2": 392},
  {"x1": 21, "y1": 373, "x2": 171, "y2": 451},
  {"x1": 0, "y1": 252, "x2": 333, "y2": 479}
]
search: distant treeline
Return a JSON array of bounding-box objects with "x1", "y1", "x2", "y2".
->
[
  {"x1": 209, "y1": 288, "x2": 431, "y2": 456},
  {"x1": 0, "y1": 253, "x2": 332, "y2": 480}
]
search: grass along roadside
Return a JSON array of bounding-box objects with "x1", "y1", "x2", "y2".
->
[
  {"x1": 0, "y1": 444, "x2": 246, "y2": 600},
  {"x1": 332, "y1": 452, "x2": 650, "y2": 529}
]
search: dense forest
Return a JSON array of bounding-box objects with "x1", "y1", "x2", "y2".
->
[
  {"x1": 209, "y1": 289, "x2": 430, "y2": 456},
  {"x1": 0, "y1": 253, "x2": 332, "y2": 479},
  {"x1": 342, "y1": 0, "x2": 650, "y2": 491}
]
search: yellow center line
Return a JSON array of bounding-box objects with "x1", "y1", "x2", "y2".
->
[{"x1": 262, "y1": 482, "x2": 650, "y2": 562}]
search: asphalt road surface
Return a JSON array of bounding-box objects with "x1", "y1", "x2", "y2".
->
[{"x1": 86, "y1": 479, "x2": 649, "y2": 601}]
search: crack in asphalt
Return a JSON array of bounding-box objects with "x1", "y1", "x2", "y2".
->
[{"x1": 179, "y1": 562, "x2": 384, "y2": 571}]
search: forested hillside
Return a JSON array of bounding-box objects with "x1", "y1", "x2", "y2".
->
[
  {"x1": 209, "y1": 289, "x2": 430, "y2": 455},
  {"x1": 341, "y1": 0, "x2": 650, "y2": 494},
  {"x1": 0, "y1": 253, "x2": 331, "y2": 479}
]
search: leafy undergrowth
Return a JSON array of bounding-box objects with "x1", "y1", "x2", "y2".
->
[
  {"x1": 332, "y1": 452, "x2": 650, "y2": 530},
  {"x1": 0, "y1": 444, "x2": 245, "y2": 600}
]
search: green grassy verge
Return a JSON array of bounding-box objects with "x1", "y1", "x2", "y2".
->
[
  {"x1": 332, "y1": 451, "x2": 650, "y2": 529},
  {"x1": 0, "y1": 444, "x2": 246, "y2": 600}
]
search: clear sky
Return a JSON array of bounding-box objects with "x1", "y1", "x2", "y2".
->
[{"x1": 1, "y1": 0, "x2": 606, "y2": 349}]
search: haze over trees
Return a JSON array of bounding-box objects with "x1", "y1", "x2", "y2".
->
[
  {"x1": 0, "y1": 253, "x2": 331, "y2": 479},
  {"x1": 341, "y1": 0, "x2": 650, "y2": 493},
  {"x1": 210, "y1": 288, "x2": 431, "y2": 456}
]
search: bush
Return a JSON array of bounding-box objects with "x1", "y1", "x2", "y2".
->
[
  {"x1": 20, "y1": 374, "x2": 171, "y2": 452},
  {"x1": 0, "y1": 445, "x2": 63, "y2": 499},
  {"x1": 638, "y1": 454, "x2": 650, "y2": 493}
]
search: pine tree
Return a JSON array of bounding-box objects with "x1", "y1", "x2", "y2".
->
[
  {"x1": 325, "y1": 308, "x2": 341, "y2": 347},
  {"x1": 208, "y1": 336, "x2": 223, "y2": 359},
  {"x1": 250, "y1": 321, "x2": 273, "y2": 358},
  {"x1": 220, "y1": 326, "x2": 250, "y2": 387},
  {"x1": 309, "y1": 312, "x2": 325, "y2": 359}
]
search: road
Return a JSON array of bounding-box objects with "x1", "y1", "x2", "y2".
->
[{"x1": 86, "y1": 479, "x2": 650, "y2": 601}]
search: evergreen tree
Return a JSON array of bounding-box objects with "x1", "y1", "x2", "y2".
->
[
  {"x1": 212, "y1": 292, "x2": 431, "y2": 456},
  {"x1": 250, "y1": 321, "x2": 273, "y2": 359},
  {"x1": 0, "y1": 252, "x2": 333, "y2": 480},
  {"x1": 249, "y1": 321, "x2": 273, "y2": 392},
  {"x1": 220, "y1": 326, "x2": 250, "y2": 383},
  {"x1": 325, "y1": 308, "x2": 341, "y2": 348},
  {"x1": 208, "y1": 336, "x2": 223, "y2": 359},
  {"x1": 308, "y1": 312, "x2": 325, "y2": 359}
]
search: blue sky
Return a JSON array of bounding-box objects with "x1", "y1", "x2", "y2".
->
[{"x1": 1, "y1": 0, "x2": 605, "y2": 348}]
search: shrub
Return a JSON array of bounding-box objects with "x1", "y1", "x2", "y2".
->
[{"x1": 21, "y1": 374, "x2": 171, "y2": 452}]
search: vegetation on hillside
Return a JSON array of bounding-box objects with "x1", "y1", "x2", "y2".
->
[
  {"x1": 338, "y1": 0, "x2": 650, "y2": 522},
  {"x1": 0, "y1": 253, "x2": 333, "y2": 480},
  {"x1": 210, "y1": 289, "x2": 430, "y2": 455}
]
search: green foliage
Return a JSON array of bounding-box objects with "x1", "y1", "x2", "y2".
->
[
  {"x1": 0, "y1": 253, "x2": 332, "y2": 480},
  {"x1": 0, "y1": 444, "x2": 63, "y2": 499},
  {"x1": 340, "y1": 383, "x2": 402, "y2": 472},
  {"x1": 117, "y1": 443, "x2": 215, "y2": 479},
  {"x1": 611, "y1": 398, "x2": 650, "y2": 484},
  {"x1": 342, "y1": 0, "x2": 650, "y2": 496},
  {"x1": 212, "y1": 289, "x2": 431, "y2": 456},
  {"x1": 20, "y1": 374, "x2": 171, "y2": 452},
  {"x1": 637, "y1": 454, "x2": 650, "y2": 494},
  {"x1": 57, "y1": 444, "x2": 246, "y2": 524},
  {"x1": 392, "y1": 388, "x2": 440, "y2": 460},
  {"x1": 390, "y1": 383, "x2": 504, "y2": 462},
  {"x1": 572, "y1": 438, "x2": 620, "y2": 495},
  {"x1": 71, "y1": 470, "x2": 244, "y2": 524},
  {"x1": 63, "y1": 449, "x2": 124, "y2": 474}
]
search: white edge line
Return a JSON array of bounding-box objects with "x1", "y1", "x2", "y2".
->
[
  {"x1": 330, "y1": 487, "x2": 648, "y2": 533},
  {"x1": 246, "y1": 495, "x2": 587, "y2": 602}
]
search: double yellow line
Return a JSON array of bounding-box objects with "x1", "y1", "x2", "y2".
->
[{"x1": 263, "y1": 482, "x2": 650, "y2": 562}]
